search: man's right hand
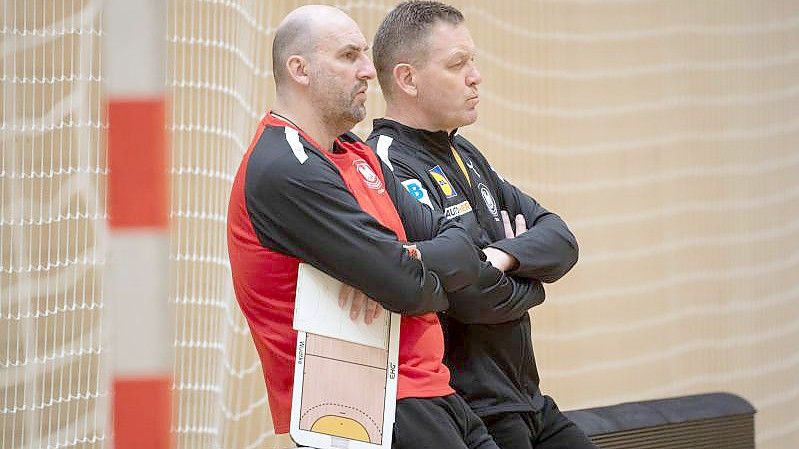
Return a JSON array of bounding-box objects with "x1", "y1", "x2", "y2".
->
[
  {"x1": 501, "y1": 210, "x2": 526, "y2": 239},
  {"x1": 338, "y1": 284, "x2": 384, "y2": 325},
  {"x1": 483, "y1": 210, "x2": 525, "y2": 272}
]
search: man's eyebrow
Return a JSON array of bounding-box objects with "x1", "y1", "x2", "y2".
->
[
  {"x1": 340, "y1": 43, "x2": 369, "y2": 53},
  {"x1": 446, "y1": 49, "x2": 472, "y2": 61}
]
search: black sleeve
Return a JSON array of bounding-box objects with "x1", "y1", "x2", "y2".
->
[
  {"x1": 444, "y1": 262, "x2": 546, "y2": 324},
  {"x1": 383, "y1": 157, "x2": 546, "y2": 324},
  {"x1": 484, "y1": 159, "x2": 579, "y2": 283},
  {"x1": 246, "y1": 141, "x2": 478, "y2": 315},
  {"x1": 380, "y1": 159, "x2": 481, "y2": 292}
]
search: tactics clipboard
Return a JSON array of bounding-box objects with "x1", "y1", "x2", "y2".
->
[{"x1": 290, "y1": 264, "x2": 401, "y2": 449}]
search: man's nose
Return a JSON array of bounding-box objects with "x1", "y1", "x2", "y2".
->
[
  {"x1": 467, "y1": 66, "x2": 482, "y2": 87},
  {"x1": 359, "y1": 57, "x2": 377, "y2": 80}
]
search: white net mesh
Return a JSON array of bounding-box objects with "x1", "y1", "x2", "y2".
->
[
  {"x1": 1, "y1": 1, "x2": 107, "y2": 448},
  {"x1": 168, "y1": 1, "x2": 256, "y2": 445},
  {"x1": 2, "y1": 1, "x2": 798, "y2": 448}
]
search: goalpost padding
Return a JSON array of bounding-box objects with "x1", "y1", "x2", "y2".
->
[{"x1": 104, "y1": 1, "x2": 172, "y2": 449}]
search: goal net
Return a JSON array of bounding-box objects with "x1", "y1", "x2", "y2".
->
[{"x1": 2, "y1": 1, "x2": 798, "y2": 449}]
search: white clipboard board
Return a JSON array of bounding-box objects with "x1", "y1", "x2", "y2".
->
[{"x1": 290, "y1": 264, "x2": 400, "y2": 449}]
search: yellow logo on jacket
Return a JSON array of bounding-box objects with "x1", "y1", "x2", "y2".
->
[{"x1": 428, "y1": 165, "x2": 457, "y2": 198}]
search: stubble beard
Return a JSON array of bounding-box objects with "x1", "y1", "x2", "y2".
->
[{"x1": 311, "y1": 76, "x2": 366, "y2": 134}]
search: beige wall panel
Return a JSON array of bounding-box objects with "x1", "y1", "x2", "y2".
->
[{"x1": 2, "y1": 0, "x2": 797, "y2": 448}]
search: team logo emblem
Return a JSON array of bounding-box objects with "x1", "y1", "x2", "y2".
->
[
  {"x1": 354, "y1": 159, "x2": 383, "y2": 190},
  {"x1": 428, "y1": 165, "x2": 457, "y2": 198},
  {"x1": 478, "y1": 183, "x2": 498, "y2": 218},
  {"x1": 465, "y1": 158, "x2": 482, "y2": 179}
]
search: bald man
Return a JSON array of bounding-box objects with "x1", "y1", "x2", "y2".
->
[{"x1": 227, "y1": 6, "x2": 503, "y2": 448}]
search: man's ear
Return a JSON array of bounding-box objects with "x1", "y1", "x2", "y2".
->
[
  {"x1": 286, "y1": 55, "x2": 310, "y2": 86},
  {"x1": 393, "y1": 63, "x2": 417, "y2": 97}
]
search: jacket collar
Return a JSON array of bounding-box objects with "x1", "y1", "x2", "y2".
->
[{"x1": 372, "y1": 118, "x2": 458, "y2": 154}]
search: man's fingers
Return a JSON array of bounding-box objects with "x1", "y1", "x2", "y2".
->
[
  {"x1": 515, "y1": 214, "x2": 527, "y2": 237},
  {"x1": 372, "y1": 304, "x2": 384, "y2": 322},
  {"x1": 338, "y1": 285, "x2": 353, "y2": 308},
  {"x1": 501, "y1": 210, "x2": 514, "y2": 239},
  {"x1": 349, "y1": 292, "x2": 366, "y2": 321},
  {"x1": 364, "y1": 298, "x2": 376, "y2": 325},
  {"x1": 341, "y1": 286, "x2": 383, "y2": 325}
]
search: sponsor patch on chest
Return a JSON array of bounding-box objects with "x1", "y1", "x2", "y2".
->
[
  {"x1": 428, "y1": 165, "x2": 457, "y2": 199},
  {"x1": 444, "y1": 200, "x2": 473, "y2": 219},
  {"x1": 401, "y1": 178, "x2": 433, "y2": 209}
]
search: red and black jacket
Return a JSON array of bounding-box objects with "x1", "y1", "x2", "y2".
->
[{"x1": 228, "y1": 113, "x2": 504, "y2": 433}]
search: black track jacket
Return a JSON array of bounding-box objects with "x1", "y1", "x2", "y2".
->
[{"x1": 367, "y1": 118, "x2": 579, "y2": 418}]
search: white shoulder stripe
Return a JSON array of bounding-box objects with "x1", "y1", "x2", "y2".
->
[
  {"x1": 375, "y1": 135, "x2": 394, "y2": 171},
  {"x1": 284, "y1": 127, "x2": 307, "y2": 164}
]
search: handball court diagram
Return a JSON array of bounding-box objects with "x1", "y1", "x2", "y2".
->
[{"x1": 291, "y1": 265, "x2": 400, "y2": 449}]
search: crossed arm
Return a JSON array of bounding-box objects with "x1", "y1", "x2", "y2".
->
[{"x1": 343, "y1": 178, "x2": 537, "y2": 325}]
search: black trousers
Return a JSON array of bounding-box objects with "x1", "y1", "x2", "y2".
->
[
  {"x1": 392, "y1": 394, "x2": 500, "y2": 449},
  {"x1": 481, "y1": 396, "x2": 597, "y2": 449}
]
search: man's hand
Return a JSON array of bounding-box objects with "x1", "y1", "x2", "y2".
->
[
  {"x1": 483, "y1": 210, "x2": 524, "y2": 272},
  {"x1": 337, "y1": 245, "x2": 418, "y2": 323},
  {"x1": 338, "y1": 284, "x2": 384, "y2": 325},
  {"x1": 501, "y1": 210, "x2": 526, "y2": 239}
]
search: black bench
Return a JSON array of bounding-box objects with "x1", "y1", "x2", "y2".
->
[{"x1": 564, "y1": 392, "x2": 756, "y2": 448}]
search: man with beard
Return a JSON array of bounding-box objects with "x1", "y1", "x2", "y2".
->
[
  {"x1": 368, "y1": 2, "x2": 596, "y2": 448},
  {"x1": 227, "y1": 5, "x2": 513, "y2": 448}
]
